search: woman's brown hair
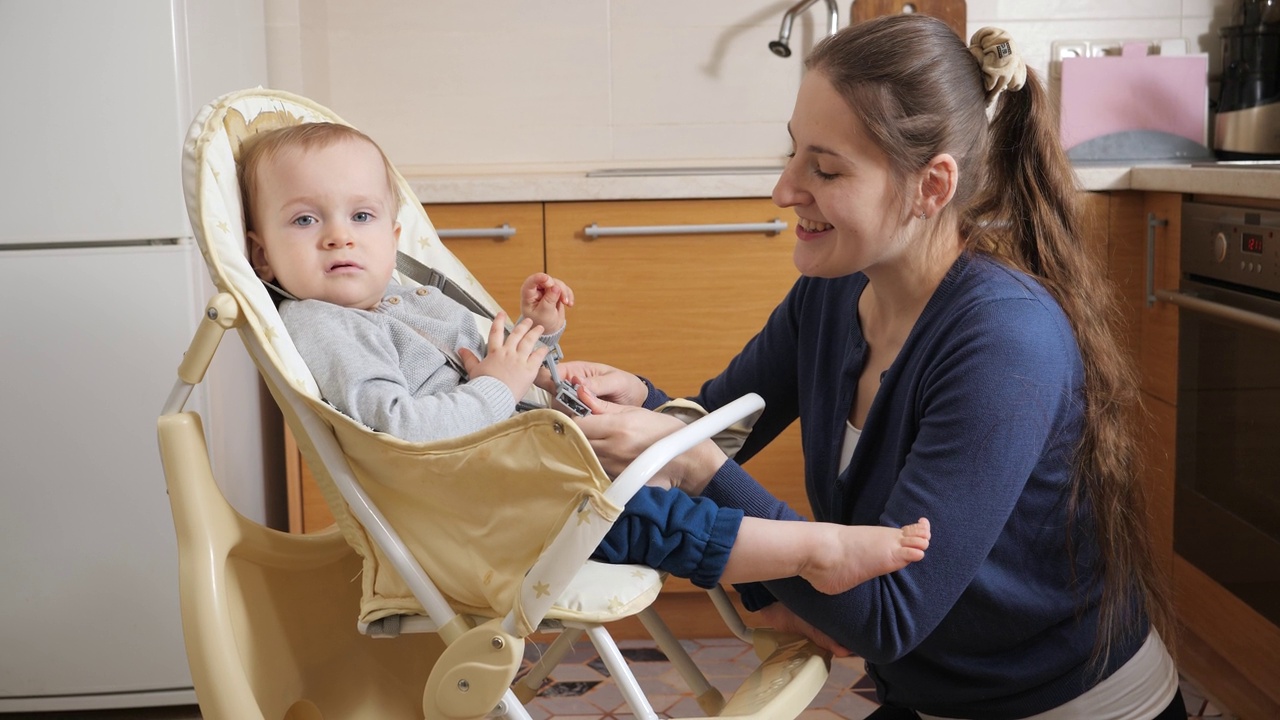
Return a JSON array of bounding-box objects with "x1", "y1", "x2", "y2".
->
[{"x1": 806, "y1": 14, "x2": 1172, "y2": 670}]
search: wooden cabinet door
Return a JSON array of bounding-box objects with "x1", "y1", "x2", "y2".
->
[
  {"x1": 424, "y1": 202, "x2": 546, "y2": 312},
  {"x1": 1141, "y1": 192, "x2": 1182, "y2": 406},
  {"x1": 544, "y1": 198, "x2": 798, "y2": 397},
  {"x1": 544, "y1": 199, "x2": 810, "y2": 544}
]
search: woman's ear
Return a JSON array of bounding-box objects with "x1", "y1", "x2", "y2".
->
[
  {"x1": 918, "y1": 153, "x2": 959, "y2": 218},
  {"x1": 247, "y1": 231, "x2": 275, "y2": 281}
]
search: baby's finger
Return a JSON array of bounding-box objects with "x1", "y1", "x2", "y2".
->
[
  {"x1": 458, "y1": 347, "x2": 481, "y2": 374},
  {"x1": 487, "y1": 312, "x2": 509, "y2": 350},
  {"x1": 530, "y1": 344, "x2": 550, "y2": 366},
  {"x1": 516, "y1": 325, "x2": 546, "y2": 354},
  {"x1": 503, "y1": 317, "x2": 535, "y2": 344}
]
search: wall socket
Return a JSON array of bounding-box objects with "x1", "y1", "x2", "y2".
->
[{"x1": 1049, "y1": 38, "x2": 1191, "y2": 78}]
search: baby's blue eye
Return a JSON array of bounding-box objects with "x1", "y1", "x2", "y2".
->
[
  {"x1": 292, "y1": 215, "x2": 316, "y2": 227},
  {"x1": 353, "y1": 211, "x2": 373, "y2": 222}
]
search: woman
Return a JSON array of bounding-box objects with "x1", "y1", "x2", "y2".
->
[{"x1": 562, "y1": 14, "x2": 1185, "y2": 720}]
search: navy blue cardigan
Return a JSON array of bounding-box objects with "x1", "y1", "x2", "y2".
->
[{"x1": 644, "y1": 252, "x2": 1146, "y2": 719}]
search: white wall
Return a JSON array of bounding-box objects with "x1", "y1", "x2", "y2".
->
[{"x1": 262, "y1": 0, "x2": 1231, "y2": 173}]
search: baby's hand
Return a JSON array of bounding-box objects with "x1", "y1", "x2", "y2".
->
[
  {"x1": 520, "y1": 273, "x2": 574, "y2": 334},
  {"x1": 459, "y1": 313, "x2": 550, "y2": 402}
]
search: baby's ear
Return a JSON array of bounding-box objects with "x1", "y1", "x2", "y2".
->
[{"x1": 247, "y1": 232, "x2": 275, "y2": 281}]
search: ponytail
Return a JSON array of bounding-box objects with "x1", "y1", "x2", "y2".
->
[{"x1": 973, "y1": 60, "x2": 1174, "y2": 673}]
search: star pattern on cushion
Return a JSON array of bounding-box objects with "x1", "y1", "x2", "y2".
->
[{"x1": 533, "y1": 581, "x2": 551, "y2": 598}]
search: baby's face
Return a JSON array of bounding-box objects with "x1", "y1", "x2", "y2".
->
[{"x1": 248, "y1": 137, "x2": 400, "y2": 310}]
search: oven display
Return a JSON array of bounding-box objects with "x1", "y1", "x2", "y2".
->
[{"x1": 1242, "y1": 231, "x2": 1265, "y2": 254}]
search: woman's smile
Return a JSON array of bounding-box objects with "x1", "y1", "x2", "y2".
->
[{"x1": 795, "y1": 216, "x2": 835, "y2": 241}]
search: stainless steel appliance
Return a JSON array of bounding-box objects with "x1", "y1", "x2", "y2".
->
[
  {"x1": 1215, "y1": 0, "x2": 1280, "y2": 158},
  {"x1": 1169, "y1": 201, "x2": 1280, "y2": 627},
  {"x1": 0, "y1": 0, "x2": 269, "y2": 711}
]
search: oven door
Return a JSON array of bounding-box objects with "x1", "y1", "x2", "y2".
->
[{"x1": 1173, "y1": 278, "x2": 1280, "y2": 627}]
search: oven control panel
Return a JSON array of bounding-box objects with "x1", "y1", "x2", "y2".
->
[{"x1": 1181, "y1": 201, "x2": 1280, "y2": 294}]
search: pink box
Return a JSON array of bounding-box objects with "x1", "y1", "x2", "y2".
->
[{"x1": 1059, "y1": 42, "x2": 1209, "y2": 152}]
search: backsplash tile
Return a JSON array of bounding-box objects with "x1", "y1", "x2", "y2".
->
[{"x1": 264, "y1": 0, "x2": 1217, "y2": 171}]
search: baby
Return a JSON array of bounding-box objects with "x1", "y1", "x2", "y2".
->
[{"x1": 239, "y1": 121, "x2": 930, "y2": 595}]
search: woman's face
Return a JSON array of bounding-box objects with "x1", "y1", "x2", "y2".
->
[{"x1": 773, "y1": 70, "x2": 913, "y2": 279}]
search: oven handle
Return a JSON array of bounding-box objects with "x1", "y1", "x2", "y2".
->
[
  {"x1": 1146, "y1": 211, "x2": 1280, "y2": 335},
  {"x1": 1152, "y1": 288, "x2": 1280, "y2": 335},
  {"x1": 1145, "y1": 212, "x2": 1169, "y2": 308}
]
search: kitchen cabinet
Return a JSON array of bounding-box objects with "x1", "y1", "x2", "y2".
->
[
  {"x1": 1111, "y1": 190, "x2": 1280, "y2": 719},
  {"x1": 1104, "y1": 191, "x2": 1180, "y2": 578}
]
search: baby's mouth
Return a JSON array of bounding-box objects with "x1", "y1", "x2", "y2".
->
[{"x1": 327, "y1": 260, "x2": 363, "y2": 272}]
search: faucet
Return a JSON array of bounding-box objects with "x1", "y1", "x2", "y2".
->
[{"x1": 769, "y1": 0, "x2": 839, "y2": 58}]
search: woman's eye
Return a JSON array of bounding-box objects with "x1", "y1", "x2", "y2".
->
[
  {"x1": 812, "y1": 165, "x2": 838, "y2": 180},
  {"x1": 292, "y1": 215, "x2": 316, "y2": 227},
  {"x1": 353, "y1": 211, "x2": 372, "y2": 222}
]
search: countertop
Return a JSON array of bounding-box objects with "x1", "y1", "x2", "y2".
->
[{"x1": 403, "y1": 163, "x2": 1280, "y2": 204}]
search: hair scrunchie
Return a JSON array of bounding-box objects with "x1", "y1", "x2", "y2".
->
[{"x1": 968, "y1": 27, "x2": 1026, "y2": 107}]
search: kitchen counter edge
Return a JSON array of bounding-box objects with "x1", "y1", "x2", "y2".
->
[{"x1": 404, "y1": 164, "x2": 1280, "y2": 204}]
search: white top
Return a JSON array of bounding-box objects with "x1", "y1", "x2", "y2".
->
[
  {"x1": 917, "y1": 623, "x2": 1177, "y2": 719},
  {"x1": 839, "y1": 420, "x2": 862, "y2": 475}
]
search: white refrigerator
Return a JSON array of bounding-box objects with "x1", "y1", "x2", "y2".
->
[{"x1": 0, "y1": 0, "x2": 273, "y2": 711}]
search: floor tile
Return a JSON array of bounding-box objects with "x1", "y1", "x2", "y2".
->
[
  {"x1": 11, "y1": 640, "x2": 1234, "y2": 719},
  {"x1": 516, "y1": 637, "x2": 1235, "y2": 719}
]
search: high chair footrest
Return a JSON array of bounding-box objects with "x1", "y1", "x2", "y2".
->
[{"x1": 711, "y1": 634, "x2": 830, "y2": 720}]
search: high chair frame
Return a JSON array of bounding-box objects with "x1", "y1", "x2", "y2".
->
[{"x1": 158, "y1": 87, "x2": 830, "y2": 720}]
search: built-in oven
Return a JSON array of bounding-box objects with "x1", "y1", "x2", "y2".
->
[{"x1": 1166, "y1": 201, "x2": 1280, "y2": 627}]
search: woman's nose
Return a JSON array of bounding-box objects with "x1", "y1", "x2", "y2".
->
[{"x1": 772, "y1": 161, "x2": 806, "y2": 209}]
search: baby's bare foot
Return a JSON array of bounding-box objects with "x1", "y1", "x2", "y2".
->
[{"x1": 802, "y1": 518, "x2": 931, "y2": 595}]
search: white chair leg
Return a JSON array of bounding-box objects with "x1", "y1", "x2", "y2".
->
[
  {"x1": 585, "y1": 625, "x2": 661, "y2": 720},
  {"x1": 489, "y1": 689, "x2": 534, "y2": 720},
  {"x1": 512, "y1": 626, "x2": 585, "y2": 704},
  {"x1": 639, "y1": 607, "x2": 726, "y2": 716}
]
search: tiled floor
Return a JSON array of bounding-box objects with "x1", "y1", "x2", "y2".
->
[
  {"x1": 516, "y1": 636, "x2": 1238, "y2": 720},
  {"x1": 0, "y1": 638, "x2": 1238, "y2": 719}
]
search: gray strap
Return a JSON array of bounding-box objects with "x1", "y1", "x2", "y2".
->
[
  {"x1": 394, "y1": 251, "x2": 589, "y2": 416},
  {"x1": 396, "y1": 251, "x2": 495, "y2": 320}
]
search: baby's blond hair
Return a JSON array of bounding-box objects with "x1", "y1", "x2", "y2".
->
[{"x1": 238, "y1": 122, "x2": 399, "y2": 235}]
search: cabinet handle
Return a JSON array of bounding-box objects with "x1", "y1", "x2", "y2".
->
[
  {"x1": 1152, "y1": 288, "x2": 1280, "y2": 336},
  {"x1": 436, "y1": 224, "x2": 516, "y2": 240},
  {"x1": 583, "y1": 219, "x2": 787, "y2": 239},
  {"x1": 1145, "y1": 212, "x2": 1170, "y2": 307}
]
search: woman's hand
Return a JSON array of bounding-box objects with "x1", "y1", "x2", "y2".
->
[
  {"x1": 571, "y1": 397, "x2": 727, "y2": 493},
  {"x1": 555, "y1": 360, "x2": 648, "y2": 407},
  {"x1": 755, "y1": 602, "x2": 852, "y2": 658}
]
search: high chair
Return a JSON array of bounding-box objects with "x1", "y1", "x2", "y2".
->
[{"x1": 158, "y1": 87, "x2": 830, "y2": 720}]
